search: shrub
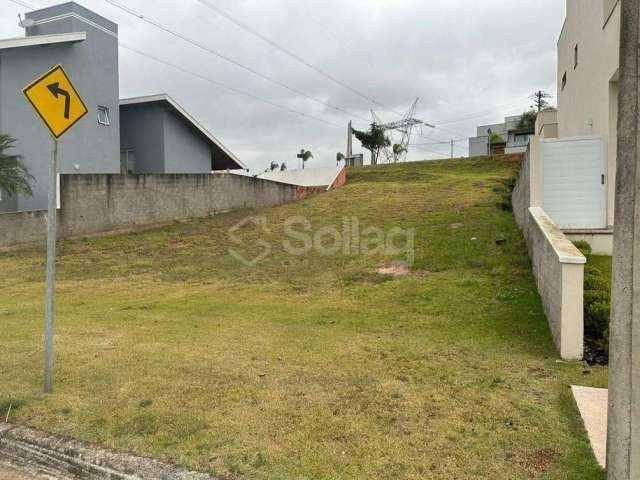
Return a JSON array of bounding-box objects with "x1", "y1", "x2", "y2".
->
[
  {"x1": 586, "y1": 301, "x2": 610, "y2": 336},
  {"x1": 490, "y1": 132, "x2": 505, "y2": 144},
  {"x1": 575, "y1": 241, "x2": 611, "y2": 362},
  {"x1": 584, "y1": 268, "x2": 609, "y2": 292},
  {"x1": 496, "y1": 176, "x2": 517, "y2": 211},
  {"x1": 584, "y1": 289, "x2": 609, "y2": 306},
  {"x1": 573, "y1": 240, "x2": 592, "y2": 259}
]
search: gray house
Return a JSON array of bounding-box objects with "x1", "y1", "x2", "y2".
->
[
  {"x1": 120, "y1": 95, "x2": 245, "y2": 174},
  {"x1": 0, "y1": 2, "x2": 120, "y2": 212},
  {"x1": 0, "y1": 2, "x2": 244, "y2": 213},
  {"x1": 468, "y1": 114, "x2": 534, "y2": 157}
]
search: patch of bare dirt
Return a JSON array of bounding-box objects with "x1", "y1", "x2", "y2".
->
[{"x1": 377, "y1": 263, "x2": 411, "y2": 277}]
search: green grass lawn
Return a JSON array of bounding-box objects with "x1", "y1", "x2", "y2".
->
[{"x1": 0, "y1": 157, "x2": 607, "y2": 479}]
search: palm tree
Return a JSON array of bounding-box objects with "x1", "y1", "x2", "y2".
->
[
  {"x1": 392, "y1": 144, "x2": 407, "y2": 163},
  {"x1": 0, "y1": 134, "x2": 33, "y2": 196},
  {"x1": 300, "y1": 150, "x2": 313, "y2": 170}
]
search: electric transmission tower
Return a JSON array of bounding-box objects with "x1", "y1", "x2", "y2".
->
[{"x1": 370, "y1": 98, "x2": 435, "y2": 163}]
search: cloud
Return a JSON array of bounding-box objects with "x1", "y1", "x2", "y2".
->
[{"x1": 1, "y1": 0, "x2": 565, "y2": 170}]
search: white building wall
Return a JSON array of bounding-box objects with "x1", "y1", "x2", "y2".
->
[{"x1": 557, "y1": 0, "x2": 620, "y2": 225}]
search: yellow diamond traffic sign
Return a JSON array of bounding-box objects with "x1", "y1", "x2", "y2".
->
[{"x1": 23, "y1": 64, "x2": 88, "y2": 139}]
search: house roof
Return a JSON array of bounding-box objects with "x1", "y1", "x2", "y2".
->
[
  {"x1": 120, "y1": 94, "x2": 247, "y2": 171},
  {"x1": 0, "y1": 31, "x2": 86, "y2": 50}
]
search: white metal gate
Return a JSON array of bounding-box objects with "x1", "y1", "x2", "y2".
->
[{"x1": 540, "y1": 136, "x2": 607, "y2": 229}]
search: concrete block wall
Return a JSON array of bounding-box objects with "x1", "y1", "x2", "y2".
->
[
  {"x1": 512, "y1": 150, "x2": 586, "y2": 359},
  {"x1": 512, "y1": 139, "x2": 543, "y2": 235},
  {"x1": 512, "y1": 148, "x2": 532, "y2": 232},
  {"x1": 0, "y1": 209, "x2": 48, "y2": 247},
  {"x1": 525, "y1": 207, "x2": 586, "y2": 359},
  {"x1": 0, "y1": 173, "x2": 301, "y2": 248}
]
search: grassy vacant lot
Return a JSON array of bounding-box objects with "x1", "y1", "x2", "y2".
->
[{"x1": 1, "y1": 157, "x2": 607, "y2": 479}]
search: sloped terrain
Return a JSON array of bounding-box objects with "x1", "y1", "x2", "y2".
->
[{"x1": 0, "y1": 157, "x2": 607, "y2": 479}]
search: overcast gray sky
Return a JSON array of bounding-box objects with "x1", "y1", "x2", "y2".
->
[{"x1": 1, "y1": 0, "x2": 566, "y2": 172}]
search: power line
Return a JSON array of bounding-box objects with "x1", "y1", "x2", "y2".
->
[
  {"x1": 6, "y1": 0, "x2": 344, "y2": 128},
  {"x1": 410, "y1": 139, "x2": 467, "y2": 146},
  {"x1": 417, "y1": 126, "x2": 467, "y2": 143},
  {"x1": 432, "y1": 99, "x2": 528, "y2": 125},
  {"x1": 7, "y1": 0, "x2": 35, "y2": 9},
  {"x1": 6, "y1": 0, "x2": 467, "y2": 136},
  {"x1": 4, "y1": 0, "x2": 536, "y2": 151},
  {"x1": 119, "y1": 43, "x2": 342, "y2": 128},
  {"x1": 101, "y1": 0, "x2": 371, "y2": 123},
  {"x1": 432, "y1": 125, "x2": 468, "y2": 140},
  {"x1": 412, "y1": 144, "x2": 458, "y2": 158},
  {"x1": 194, "y1": 0, "x2": 399, "y2": 115}
]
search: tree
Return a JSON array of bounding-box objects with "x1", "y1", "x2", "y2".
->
[
  {"x1": 517, "y1": 110, "x2": 538, "y2": 131},
  {"x1": 280, "y1": 163, "x2": 287, "y2": 171},
  {"x1": 530, "y1": 90, "x2": 553, "y2": 112},
  {"x1": 353, "y1": 125, "x2": 390, "y2": 165},
  {"x1": 299, "y1": 150, "x2": 313, "y2": 170},
  {"x1": 0, "y1": 134, "x2": 33, "y2": 197},
  {"x1": 392, "y1": 144, "x2": 407, "y2": 163},
  {"x1": 489, "y1": 132, "x2": 504, "y2": 144},
  {"x1": 270, "y1": 161, "x2": 279, "y2": 171}
]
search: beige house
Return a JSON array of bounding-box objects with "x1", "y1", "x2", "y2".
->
[{"x1": 527, "y1": 0, "x2": 620, "y2": 254}]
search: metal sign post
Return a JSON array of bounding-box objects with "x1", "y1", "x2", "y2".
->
[
  {"x1": 44, "y1": 137, "x2": 58, "y2": 393},
  {"x1": 22, "y1": 64, "x2": 88, "y2": 393}
]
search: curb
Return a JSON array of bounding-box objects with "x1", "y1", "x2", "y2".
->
[{"x1": 0, "y1": 423, "x2": 220, "y2": 479}]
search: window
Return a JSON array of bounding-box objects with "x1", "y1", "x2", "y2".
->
[
  {"x1": 562, "y1": 72, "x2": 567, "y2": 91},
  {"x1": 120, "y1": 150, "x2": 136, "y2": 174},
  {"x1": 574, "y1": 44, "x2": 579, "y2": 69},
  {"x1": 97, "y1": 106, "x2": 110, "y2": 126}
]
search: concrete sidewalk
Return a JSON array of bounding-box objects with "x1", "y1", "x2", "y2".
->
[{"x1": 572, "y1": 385, "x2": 608, "y2": 468}]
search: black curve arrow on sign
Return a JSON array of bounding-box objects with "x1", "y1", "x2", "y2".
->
[{"x1": 47, "y1": 82, "x2": 71, "y2": 119}]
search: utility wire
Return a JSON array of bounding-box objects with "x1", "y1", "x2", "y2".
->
[
  {"x1": 417, "y1": 127, "x2": 467, "y2": 142},
  {"x1": 4, "y1": 0, "x2": 533, "y2": 151},
  {"x1": 6, "y1": 0, "x2": 465, "y2": 135},
  {"x1": 432, "y1": 126, "x2": 468, "y2": 140},
  {"x1": 119, "y1": 43, "x2": 343, "y2": 128},
  {"x1": 194, "y1": 0, "x2": 399, "y2": 116},
  {"x1": 101, "y1": 0, "x2": 371, "y2": 123},
  {"x1": 7, "y1": 0, "x2": 34, "y2": 9},
  {"x1": 5, "y1": 0, "x2": 344, "y2": 128},
  {"x1": 432, "y1": 99, "x2": 528, "y2": 125},
  {"x1": 410, "y1": 139, "x2": 467, "y2": 146},
  {"x1": 412, "y1": 144, "x2": 458, "y2": 158}
]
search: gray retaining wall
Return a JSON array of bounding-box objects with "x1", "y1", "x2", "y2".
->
[
  {"x1": 0, "y1": 173, "x2": 298, "y2": 248},
  {"x1": 511, "y1": 147, "x2": 586, "y2": 359}
]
